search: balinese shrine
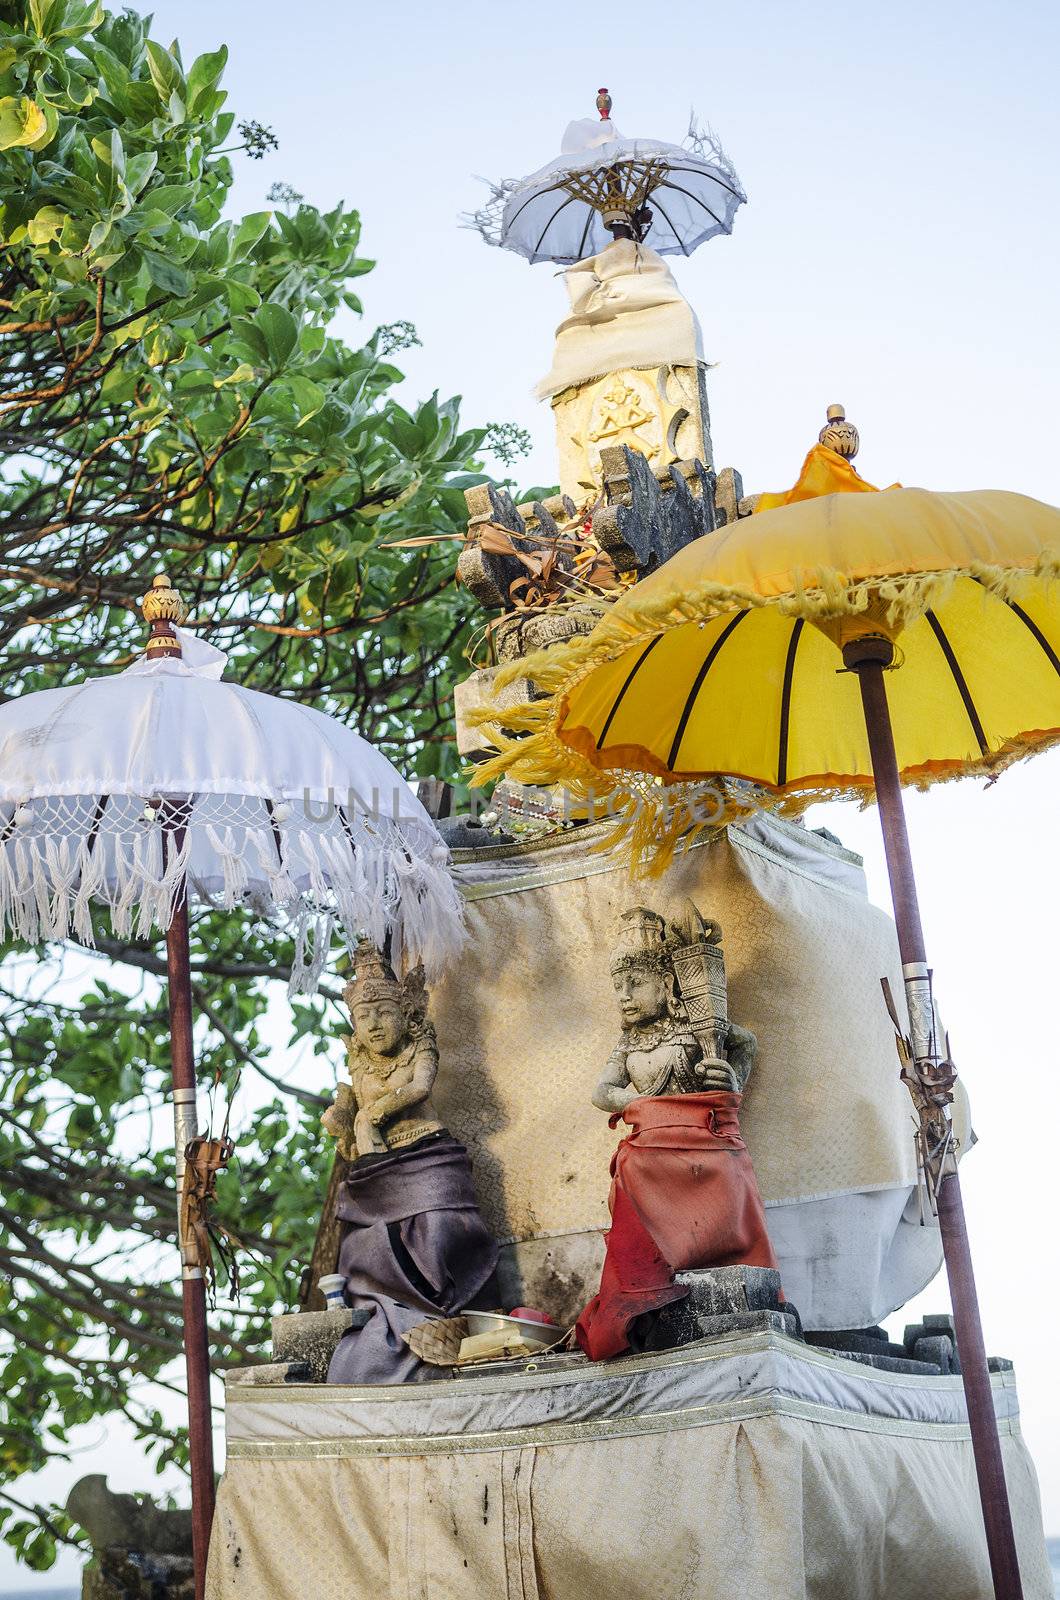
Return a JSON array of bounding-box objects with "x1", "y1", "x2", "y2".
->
[{"x1": 204, "y1": 96, "x2": 1053, "y2": 1600}]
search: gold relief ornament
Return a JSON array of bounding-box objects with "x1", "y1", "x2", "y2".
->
[
  {"x1": 818, "y1": 402, "x2": 859, "y2": 460},
  {"x1": 138, "y1": 573, "x2": 186, "y2": 660},
  {"x1": 322, "y1": 943, "x2": 443, "y2": 1160},
  {"x1": 556, "y1": 365, "x2": 705, "y2": 501},
  {"x1": 587, "y1": 376, "x2": 660, "y2": 453}
]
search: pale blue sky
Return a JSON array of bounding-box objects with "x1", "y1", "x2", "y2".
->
[{"x1": 5, "y1": 1, "x2": 1060, "y2": 1588}]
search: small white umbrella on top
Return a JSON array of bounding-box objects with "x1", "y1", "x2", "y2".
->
[
  {"x1": 0, "y1": 576, "x2": 465, "y2": 1598},
  {"x1": 473, "y1": 89, "x2": 746, "y2": 265}
]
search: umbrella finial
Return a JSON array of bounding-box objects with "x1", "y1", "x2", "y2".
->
[
  {"x1": 140, "y1": 573, "x2": 186, "y2": 660},
  {"x1": 596, "y1": 86, "x2": 612, "y2": 120},
  {"x1": 819, "y1": 403, "x2": 859, "y2": 461}
]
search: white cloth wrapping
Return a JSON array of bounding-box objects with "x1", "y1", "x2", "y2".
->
[
  {"x1": 210, "y1": 1332, "x2": 1051, "y2": 1599},
  {"x1": 536, "y1": 240, "x2": 705, "y2": 399},
  {"x1": 0, "y1": 630, "x2": 464, "y2": 986},
  {"x1": 427, "y1": 813, "x2": 971, "y2": 1330}
]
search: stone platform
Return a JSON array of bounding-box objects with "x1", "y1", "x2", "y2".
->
[{"x1": 208, "y1": 1328, "x2": 1051, "y2": 1599}]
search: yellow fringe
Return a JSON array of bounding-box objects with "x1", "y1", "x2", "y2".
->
[{"x1": 466, "y1": 551, "x2": 1060, "y2": 875}]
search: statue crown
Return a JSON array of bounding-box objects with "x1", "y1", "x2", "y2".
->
[
  {"x1": 344, "y1": 942, "x2": 403, "y2": 1008},
  {"x1": 609, "y1": 906, "x2": 672, "y2": 974}
]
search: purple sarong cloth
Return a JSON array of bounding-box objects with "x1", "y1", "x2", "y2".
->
[{"x1": 326, "y1": 1132, "x2": 498, "y2": 1384}]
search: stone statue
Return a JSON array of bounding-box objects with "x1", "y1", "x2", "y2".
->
[
  {"x1": 577, "y1": 902, "x2": 779, "y2": 1361},
  {"x1": 592, "y1": 903, "x2": 757, "y2": 1113},
  {"x1": 66, "y1": 1474, "x2": 192, "y2": 1558},
  {"x1": 321, "y1": 943, "x2": 498, "y2": 1384},
  {"x1": 322, "y1": 948, "x2": 443, "y2": 1160}
]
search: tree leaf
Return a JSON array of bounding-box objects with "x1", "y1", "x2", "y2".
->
[
  {"x1": 0, "y1": 96, "x2": 48, "y2": 150},
  {"x1": 27, "y1": 205, "x2": 65, "y2": 245},
  {"x1": 144, "y1": 39, "x2": 185, "y2": 104},
  {"x1": 254, "y1": 302, "x2": 297, "y2": 368},
  {"x1": 186, "y1": 45, "x2": 227, "y2": 112},
  {"x1": 142, "y1": 249, "x2": 192, "y2": 296}
]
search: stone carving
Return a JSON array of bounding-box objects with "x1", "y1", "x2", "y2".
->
[
  {"x1": 577, "y1": 901, "x2": 779, "y2": 1361},
  {"x1": 593, "y1": 444, "x2": 717, "y2": 575},
  {"x1": 320, "y1": 944, "x2": 499, "y2": 1384},
  {"x1": 593, "y1": 903, "x2": 757, "y2": 1113},
  {"x1": 457, "y1": 483, "x2": 579, "y2": 613},
  {"x1": 322, "y1": 945, "x2": 442, "y2": 1160},
  {"x1": 554, "y1": 364, "x2": 711, "y2": 503},
  {"x1": 66, "y1": 1475, "x2": 191, "y2": 1558}
]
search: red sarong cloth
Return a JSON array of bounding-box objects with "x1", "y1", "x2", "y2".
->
[{"x1": 575, "y1": 1092, "x2": 779, "y2": 1361}]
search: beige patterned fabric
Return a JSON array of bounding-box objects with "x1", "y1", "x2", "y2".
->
[
  {"x1": 209, "y1": 1334, "x2": 1049, "y2": 1600},
  {"x1": 425, "y1": 814, "x2": 969, "y2": 1326},
  {"x1": 535, "y1": 239, "x2": 705, "y2": 399}
]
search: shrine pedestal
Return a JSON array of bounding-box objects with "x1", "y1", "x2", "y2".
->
[{"x1": 208, "y1": 1330, "x2": 1051, "y2": 1599}]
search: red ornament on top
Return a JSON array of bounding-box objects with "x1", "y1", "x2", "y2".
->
[{"x1": 596, "y1": 87, "x2": 612, "y2": 120}]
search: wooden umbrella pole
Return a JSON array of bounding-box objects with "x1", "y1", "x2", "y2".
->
[
  {"x1": 844, "y1": 636, "x2": 1023, "y2": 1600},
  {"x1": 165, "y1": 873, "x2": 216, "y2": 1600},
  {"x1": 144, "y1": 578, "x2": 216, "y2": 1598}
]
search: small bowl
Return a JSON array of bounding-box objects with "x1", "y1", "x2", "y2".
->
[{"x1": 463, "y1": 1311, "x2": 557, "y2": 1350}]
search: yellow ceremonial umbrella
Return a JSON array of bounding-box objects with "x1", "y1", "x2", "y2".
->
[{"x1": 474, "y1": 422, "x2": 1060, "y2": 1600}]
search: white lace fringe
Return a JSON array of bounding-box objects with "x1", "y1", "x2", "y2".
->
[{"x1": 0, "y1": 820, "x2": 466, "y2": 993}]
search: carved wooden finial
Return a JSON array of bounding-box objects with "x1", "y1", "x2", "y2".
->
[
  {"x1": 819, "y1": 403, "x2": 859, "y2": 461},
  {"x1": 139, "y1": 573, "x2": 185, "y2": 659}
]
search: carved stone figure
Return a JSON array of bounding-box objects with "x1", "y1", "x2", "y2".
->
[
  {"x1": 321, "y1": 944, "x2": 498, "y2": 1384},
  {"x1": 322, "y1": 950, "x2": 443, "y2": 1159},
  {"x1": 593, "y1": 904, "x2": 757, "y2": 1111},
  {"x1": 577, "y1": 902, "x2": 780, "y2": 1361}
]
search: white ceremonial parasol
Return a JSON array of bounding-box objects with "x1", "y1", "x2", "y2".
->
[
  {"x1": 486, "y1": 90, "x2": 745, "y2": 265},
  {"x1": 0, "y1": 582, "x2": 463, "y2": 991},
  {"x1": 0, "y1": 575, "x2": 465, "y2": 1599}
]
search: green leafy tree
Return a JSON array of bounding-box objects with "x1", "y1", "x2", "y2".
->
[{"x1": 0, "y1": 0, "x2": 525, "y2": 1571}]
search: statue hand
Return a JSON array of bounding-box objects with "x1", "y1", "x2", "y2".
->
[
  {"x1": 723, "y1": 1022, "x2": 758, "y2": 1091},
  {"x1": 592, "y1": 1082, "x2": 639, "y2": 1113},
  {"x1": 354, "y1": 1107, "x2": 387, "y2": 1157},
  {"x1": 692, "y1": 1055, "x2": 739, "y2": 1092},
  {"x1": 322, "y1": 1084, "x2": 358, "y2": 1161}
]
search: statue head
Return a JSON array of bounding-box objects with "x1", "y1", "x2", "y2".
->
[
  {"x1": 343, "y1": 942, "x2": 430, "y2": 1059},
  {"x1": 610, "y1": 907, "x2": 677, "y2": 1030},
  {"x1": 350, "y1": 995, "x2": 407, "y2": 1058}
]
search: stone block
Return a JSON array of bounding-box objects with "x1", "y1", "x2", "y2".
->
[
  {"x1": 806, "y1": 1330, "x2": 911, "y2": 1362},
  {"x1": 271, "y1": 1307, "x2": 370, "y2": 1384},
  {"x1": 644, "y1": 1306, "x2": 798, "y2": 1351},
  {"x1": 224, "y1": 1361, "x2": 311, "y2": 1388},
  {"x1": 453, "y1": 667, "x2": 532, "y2": 759},
  {"x1": 435, "y1": 814, "x2": 514, "y2": 852},
  {"x1": 714, "y1": 467, "x2": 744, "y2": 527},
  {"x1": 492, "y1": 606, "x2": 599, "y2": 665},
  {"x1": 592, "y1": 446, "x2": 716, "y2": 575},
  {"x1": 83, "y1": 1550, "x2": 193, "y2": 1599},
  {"x1": 903, "y1": 1314, "x2": 959, "y2": 1367},
  {"x1": 822, "y1": 1348, "x2": 943, "y2": 1376},
  {"x1": 913, "y1": 1336, "x2": 957, "y2": 1375},
  {"x1": 674, "y1": 1265, "x2": 784, "y2": 1315},
  {"x1": 642, "y1": 1268, "x2": 790, "y2": 1352}
]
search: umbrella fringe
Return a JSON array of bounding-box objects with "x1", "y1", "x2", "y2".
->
[
  {"x1": 287, "y1": 909, "x2": 335, "y2": 998},
  {"x1": 464, "y1": 550, "x2": 1060, "y2": 875},
  {"x1": 204, "y1": 824, "x2": 251, "y2": 909},
  {"x1": 72, "y1": 835, "x2": 105, "y2": 945},
  {"x1": 248, "y1": 826, "x2": 298, "y2": 907},
  {"x1": 0, "y1": 817, "x2": 466, "y2": 989},
  {"x1": 470, "y1": 550, "x2": 1060, "y2": 734}
]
